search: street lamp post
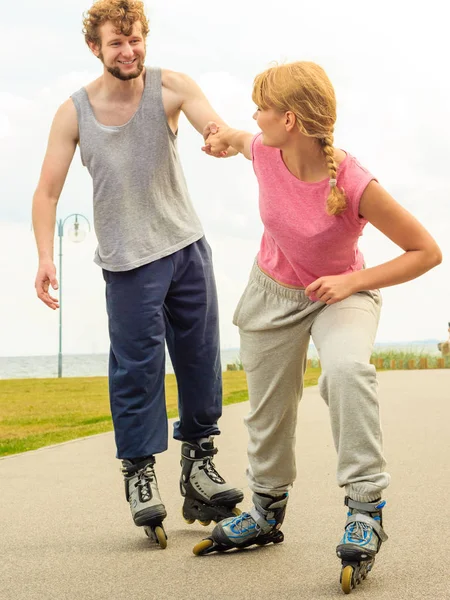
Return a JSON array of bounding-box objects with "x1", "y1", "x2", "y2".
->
[{"x1": 57, "y1": 213, "x2": 91, "y2": 378}]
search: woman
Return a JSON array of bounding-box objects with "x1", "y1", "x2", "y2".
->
[{"x1": 194, "y1": 62, "x2": 441, "y2": 593}]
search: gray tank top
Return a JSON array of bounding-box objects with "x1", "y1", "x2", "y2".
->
[{"x1": 71, "y1": 67, "x2": 203, "y2": 271}]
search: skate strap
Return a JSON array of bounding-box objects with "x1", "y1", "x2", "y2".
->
[
  {"x1": 181, "y1": 445, "x2": 218, "y2": 461},
  {"x1": 345, "y1": 496, "x2": 386, "y2": 513},
  {"x1": 122, "y1": 457, "x2": 155, "y2": 476},
  {"x1": 249, "y1": 507, "x2": 274, "y2": 534},
  {"x1": 267, "y1": 495, "x2": 289, "y2": 510},
  {"x1": 345, "y1": 513, "x2": 388, "y2": 542}
]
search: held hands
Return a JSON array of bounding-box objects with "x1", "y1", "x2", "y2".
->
[
  {"x1": 202, "y1": 121, "x2": 234, "y2": 158},
  {"x1": 305, "y1": 273, "x2": 357, "y2": 305},
  {"x1": 35, "y1": 261, "x2": 59, "y2": 310}
]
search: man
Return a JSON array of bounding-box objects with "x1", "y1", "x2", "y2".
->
[{"x1": 32, "y1": 0, "x2": 242, "y2": 547}]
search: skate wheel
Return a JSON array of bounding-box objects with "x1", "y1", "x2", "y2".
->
[
  {"x1": 199, "y1": 519, "x2": 211, "y2": 526},
  {"x1": 231, "y1": 507, "x2": 241, "y2": 516},
  {"x1": 180, "y1": 507, "x2": 195, "y2": 524},
  {"x1": 154, "y1": 526, "x2": 167, "y2": 549},
  {"x1": 192, "y1": 538, "x2": 214, "y2": 556},
  {"x1": 341, "y1": 565, "x2": 354, "y2": 594}
]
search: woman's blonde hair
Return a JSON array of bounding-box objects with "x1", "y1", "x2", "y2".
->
[
  {"x1": 252, "y1": 62, "x2": 346, "y2": 216},
  {"x1": 83, "y1": 0, "x2": 149, "y2": 48}
]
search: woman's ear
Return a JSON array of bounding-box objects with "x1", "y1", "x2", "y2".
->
[{"x1": 285, "y1": 111, "x2": 297, "y2": 132}]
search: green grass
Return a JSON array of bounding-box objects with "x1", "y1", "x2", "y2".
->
[
  {"x1": 370, "y1": 350, "x2": 449, "y2": 370},
  {"x1": 2, "y1": 349, "x2": 447, "y2": 458},
  {"x1": 0, "y1": 368, "x2": 321, "y2": 457}
]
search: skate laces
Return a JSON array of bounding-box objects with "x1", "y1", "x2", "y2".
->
[
  {"x1": 229, "y1": 512, "x2": 257, "y2": 534},
  {"x1": 346, "y1": 520, "x2": 373, "y2": 544},
  {"x1": 200, "y1": 458, "x2": 225, "y2": 485},
  {"x1": 229, "y1": 511, "x2": 275, "y2": 536},
  {"x1": 135, "y1": 465, "x2": 155, "y2": 502}
]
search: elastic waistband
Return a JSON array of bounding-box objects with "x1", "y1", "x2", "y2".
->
[{"x1": 251, "y1": 260, "x2": 310, "y2": 302}]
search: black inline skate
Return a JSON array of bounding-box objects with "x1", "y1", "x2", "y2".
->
[
  {"x1": 180, "y1": 437, "x2": 244, "y2": 526},
  {"x1": 122, "y1": 456, "x2": 168, "y2": 548}
]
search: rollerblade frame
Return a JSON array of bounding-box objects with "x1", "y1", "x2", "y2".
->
[
  {"x1": 144, "y1": 523, "x2": 168, "y2": 549},
  {"x1": 182, "y1": 495, "x2": 241, "y2": 527},
  {"x1": 193, "y1": 528, "x2": 284, "y2": 555}
]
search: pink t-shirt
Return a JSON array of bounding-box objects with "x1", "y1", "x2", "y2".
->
[{"x1": 251, "y1": 133, "x2": 376, "y2": 288}]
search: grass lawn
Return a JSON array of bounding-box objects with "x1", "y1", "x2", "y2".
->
[{"x1": 0, "y1": 368, "x2": 321, "y2": 458}]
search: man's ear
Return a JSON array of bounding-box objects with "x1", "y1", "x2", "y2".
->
[{"x1": 88, "y1": 41, "x2": 101, "y2": 58}]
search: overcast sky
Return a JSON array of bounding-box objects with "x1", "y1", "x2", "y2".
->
[{"x1": 1, "y1": 0, "x2": 449, "y2": 357}]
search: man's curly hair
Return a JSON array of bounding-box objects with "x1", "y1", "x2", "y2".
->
[{"x1": 83, "y1": 0, "x2": 149, "y2": 47}]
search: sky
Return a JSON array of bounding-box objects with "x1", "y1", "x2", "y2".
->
[{"x1": 1, "y1": 0, "x2": 449, "y2": 358}]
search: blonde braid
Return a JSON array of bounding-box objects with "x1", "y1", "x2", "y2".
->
[{"x1": 321, "y1": 134, "x2": 347, "y2": 216}]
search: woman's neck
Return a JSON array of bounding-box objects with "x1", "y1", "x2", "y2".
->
[{"x1": 280, "y1": 137, "x2": 329, "y2": 182}]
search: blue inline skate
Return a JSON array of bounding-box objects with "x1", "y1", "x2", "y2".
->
[
  {"x1": 192, "y1": 492, "x2": 288, "y2": 555},
  {"x1": 336, "y1": 497, "x2": 388, "y2": 594}
]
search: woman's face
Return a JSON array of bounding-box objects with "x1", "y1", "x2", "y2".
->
[{"x1": 253, "y1": 107, "x2": 289, "y2": 148}]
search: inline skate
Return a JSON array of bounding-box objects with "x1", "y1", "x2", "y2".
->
[
  {"x1": 122, "y1": 456, "x2": 168, "y2": 548},
  {"x1": 180, "y1": 437, "x2": 244, "y2": 526},
  {"x1": 336, "y1": 497, "x2": 388, "y2": 594},
  {"x1": 193, "y1": 492, "x2": 287, "y2": 555}
]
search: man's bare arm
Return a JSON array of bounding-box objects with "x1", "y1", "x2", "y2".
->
[
  {"x1": 32, "y1": 99, "x2": 79, "y2": 309},
  {"x1": 162, "y1": 70, "x2": 237, "y2": 156},
  {"x1": 163, "y1": 71, "x2": 227, "y2": 132}
]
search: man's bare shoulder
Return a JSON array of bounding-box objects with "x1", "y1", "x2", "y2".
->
[
  {"x1": 55, "y1": 76, "x2": 101, "y2": 140},
  {"x1": 56, "y1": 98, "x2": 78, "y2": 120},
  {"x1": 161, "y1": 69, "x2": 196, "y2": 94},
  {"x1": 53, "y1": 98, "x2": 79, "y2": 142}
]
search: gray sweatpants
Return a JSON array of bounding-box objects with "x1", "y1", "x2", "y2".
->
[{"x1": 234, "y1": 262, "x2": 390, "y2": 503}]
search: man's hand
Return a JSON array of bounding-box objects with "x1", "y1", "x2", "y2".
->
[
  {"x1": 305, "y1": 273, "x2": 358, "y2": 305},
  {"x1": 35, "y1": 261, "x2": 59, "y2": 310},
  {"x1": 202, "y1": 121, "x2": 235, "y2": 158}
]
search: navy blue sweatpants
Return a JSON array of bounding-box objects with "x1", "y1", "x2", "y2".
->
[{"x1": 103, "y1": 238, "x2": 222, "y2": 459}]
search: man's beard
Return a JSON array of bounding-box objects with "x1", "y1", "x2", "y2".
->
[{"x1": 99, "y1": 52, "x2": 144, "y2": 81}]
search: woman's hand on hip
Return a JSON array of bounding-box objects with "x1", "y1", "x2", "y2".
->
[{"x1": 305, "y1": 273, "x2": 358, "y2": 304}]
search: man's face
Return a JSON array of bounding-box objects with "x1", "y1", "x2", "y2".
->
[{"x1": 94, "y1": 21, "x2": 146, "y2": 81}]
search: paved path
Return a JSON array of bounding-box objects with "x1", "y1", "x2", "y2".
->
[{"x1": 1, "y1": 371, "x2": 449, "y2": 600}]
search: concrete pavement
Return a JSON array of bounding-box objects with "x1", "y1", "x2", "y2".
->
[{"x1": 1, "y1": 370, "x2": 449, "y2": 600}]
